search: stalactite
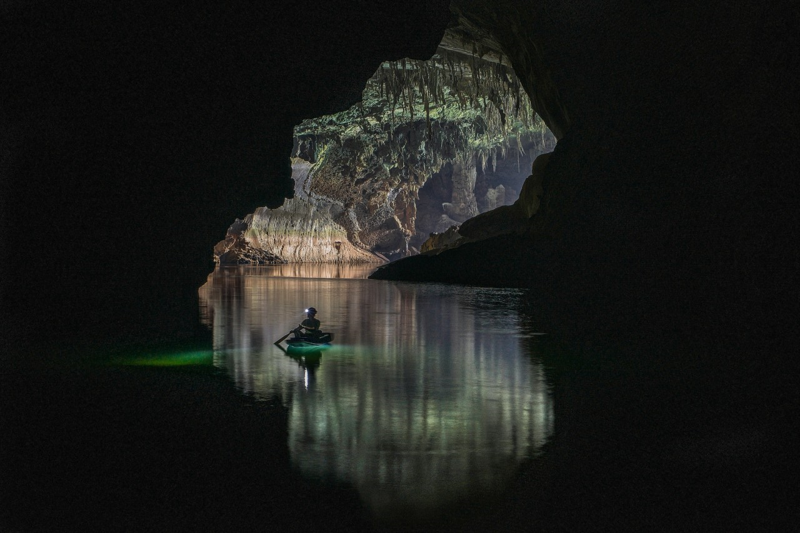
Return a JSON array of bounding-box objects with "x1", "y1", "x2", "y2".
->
[
  {"x1": 359, "y1": 100, "x2": 369, "y2": 133},
  {"x1": 423, "y1": 82, "x2": 432, "y2": 141},
  {"x1": 407, "y1": 71, "x2": 415, "y2": 127},
  {"x1": 472, "y1": 53, "x2": 480, "y2": 97}
]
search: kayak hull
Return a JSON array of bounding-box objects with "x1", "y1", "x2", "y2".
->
[{"x1": 286, "y1": 332, "x2": 333, "y2": 349}]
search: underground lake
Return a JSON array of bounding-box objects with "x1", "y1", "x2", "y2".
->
[
  {"x1": 197, "y1": 264, "x2": 554, "y2": 528},
  {"x1": 4, "y1": 265, "x2": 793, "y2": 532}
]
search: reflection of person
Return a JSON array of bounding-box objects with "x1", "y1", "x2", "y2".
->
[{"x1": 295, "y1": 307, "x2": 321, "y2": 338}]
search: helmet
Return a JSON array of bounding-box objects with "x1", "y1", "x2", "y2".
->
[{"x1": 306, "y1": 307, "x2": 317, "y2": 314}]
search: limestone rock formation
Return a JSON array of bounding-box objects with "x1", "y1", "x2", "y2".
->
[
  {"x1": 214, "y1": 234, "x2": 285, "y2": 266},
  {"x1": 419, "y1": 152, "x2": 550, "y2": 254},
  {"x1": 214, "y1": 198, "x2": 384, "y2": 265},
  {"x1": 420, "y1": 224, "x2": 463, "y2": 255},
  {"x1": 214, "y1": 28, "x2": 555, "y2": 265}
]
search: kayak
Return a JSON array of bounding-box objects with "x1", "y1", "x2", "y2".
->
[{"x1": 286, "y1": 332, "x2": 333, "y2": 349}]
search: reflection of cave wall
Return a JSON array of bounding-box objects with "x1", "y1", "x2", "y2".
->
[{"x1": 198, "y1": 269, "x2": 553, "y2": 519}]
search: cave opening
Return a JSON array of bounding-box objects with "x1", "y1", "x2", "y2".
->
[{"x1": 213, "y1": 29, "x2": 556, "y2": 265}]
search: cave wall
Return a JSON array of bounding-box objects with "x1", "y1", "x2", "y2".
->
[
  {"x1": 375, "y1": 0, "x2": 799, "y2": 348},
  {"x1": 215, "y1": 42, "x2": 555, "y2": 264},
  {"x1": 3, "y1": 0, "x2": 796, "y2": 349},
  {"x1": 1, "y1": 1, "x2": 453, "y2": 345}
]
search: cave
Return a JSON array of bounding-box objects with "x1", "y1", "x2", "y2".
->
[
  {"x1": 2, "y1": 1, "x2": 797, "y2": 531},
  {"x1": 213, "y1": 36, "x2": 556, "y2": 264}
]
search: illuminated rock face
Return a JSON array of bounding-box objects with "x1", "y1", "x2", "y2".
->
[
  {"x1": 215, "y1": 36, "x2": 555, "y2": 264},
  {"x1": 419, "y1": 152, "x2": 550, "y2": 255},
  {"x1": 214, "y1": 198, "x2": 384, "y2": 265}
]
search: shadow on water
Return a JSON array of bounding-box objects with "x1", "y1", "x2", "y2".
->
[{"x1": 480, "y1": 300, "x2": 798, "y2": 533}]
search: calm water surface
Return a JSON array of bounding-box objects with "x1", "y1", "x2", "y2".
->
[{"x1": 198, "y1": 264, "x2": 553, "y2": 520}]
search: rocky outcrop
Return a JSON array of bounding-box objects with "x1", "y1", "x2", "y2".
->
[
  {"x1": 214, "y1": 198, "x2": 384, "y2": 265},
  {"x1": 420, "y1": 224, "x2": 462, "y2": 255},
  {"x1": 214, "y1": 235, "x2": 285, "y2": 266}
]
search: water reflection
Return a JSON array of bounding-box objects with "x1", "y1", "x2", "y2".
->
[
  {"x1": 199, "y1": 265, "x2": 553, "y2": 519},
  {"x1": 208, "y1": 262, "x2": 378, "y2": 280}
]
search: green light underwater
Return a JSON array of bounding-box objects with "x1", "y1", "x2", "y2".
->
[{"x1": 112, "y1": 349, "x2": 214, "y2": 367}]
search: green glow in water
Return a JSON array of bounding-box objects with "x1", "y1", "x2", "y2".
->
[{"x1": 113, "y1": 349, "x2": 214, "y2": 367}]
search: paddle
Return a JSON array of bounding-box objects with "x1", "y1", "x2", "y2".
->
[
  {"x1": 274, "y1": 327, "x2": 298, "y2": 345},
  {"x1": 274, "y1": 342, "x2": 288, "y2": 355}
]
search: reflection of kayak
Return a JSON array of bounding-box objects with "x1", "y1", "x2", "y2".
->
[{"x1": 286, "y1": 332, "x2": 333, "y2": 350}]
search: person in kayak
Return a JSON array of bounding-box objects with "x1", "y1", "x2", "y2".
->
[{"x1": 295, "y1": 307, "x2": 321, "y2": 339}]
